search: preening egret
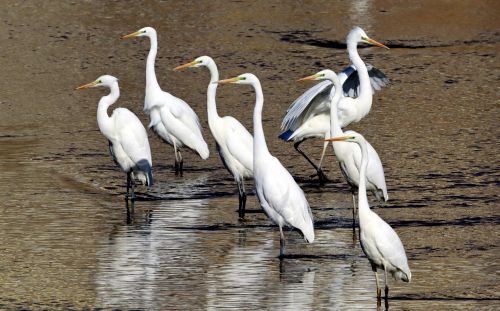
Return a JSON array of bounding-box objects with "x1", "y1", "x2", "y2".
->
[
  {"x1": 299, "y1": 69, "x2": 388, "y2": 226},
  {"x1": 217, "y1": 73, "x2": 314, "y2": 257},
  {"x1": 327, "y1": 133, "x2": 410, "y2": 300},
  {"x1": 174, "y1": 56, "x2": 253, "y2": 218},
  {"x1": 121, "y1": 27, "x2": 209, "y2": 175},
  {"x1": 76, "y1": 75, "x2": 154, "y2": 200},
  {"x1": 280, "y1": 26, "x2": 389, "y2": 183}
]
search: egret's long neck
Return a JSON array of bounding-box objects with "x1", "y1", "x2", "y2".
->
[
  {"x1": 97, "y1": 83, "x2": 119, "y2": 140},
  {"x1": 329, "y1": 75, "x2": 344, "y2": 138},
  {"x1": 348, "y1": 40, "x2": 372, "y2": 106},
  {"x1": 252, "y1": 80, "x2": 269, "y2": 157},
  {"x1": 146, "y1": 33, "x2": 161, "y2": 92},
  {"x1": 206, "y1": 62, "x2": 220, "y2": 130},
  {"x1": 357, "y1": 139, "x2": 370, "y2": 216}
]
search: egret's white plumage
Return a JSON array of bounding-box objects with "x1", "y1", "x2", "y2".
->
[
  {"x1": 218, "y1": 73, "x2": 314, "y2": 257},
  {"x1": 328, "y1": 133, "x2": 410, "y2": 299},
  {"x1": 76, "y1": 75, "x2": 153, "y2": 200},
  {"x1": 121, "y1": 27, "x2": 209, "y2": 175},
  {"x1": 174, "y1": 56, "x2": 253, "y2": 217},
  {"x1": 280, "y1": 27, "x2": 389, "y2": 182},
  {"x1": 300, "y1": 69, "x2": 388, "y2": 223}
]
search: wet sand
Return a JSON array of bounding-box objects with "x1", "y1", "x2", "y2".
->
[{"x1": 0, "y1": 1, "x2": 499, "y2": 310}]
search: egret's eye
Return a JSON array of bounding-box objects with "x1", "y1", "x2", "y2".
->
[
  {"x1": 240, "y1": 77, "x2": 246, "y2": 80},
  {"x1": 142, "y1": 30, "x2": 146, "y2": 33},
  {"x1": 98, "y1": 80, "x2": 102, "y2": 84},
  {"x1": 321, "y1": 73, "x2": 326, "y2": 77}
]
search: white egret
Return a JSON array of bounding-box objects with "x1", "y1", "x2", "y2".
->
[
  {"x1": 173, "y1": 56, "x2": 253, "y2": 218},
  {"x1": 280, "y1": 26, "x2": 389, "y2": 183},
  {"x1": 217, "y1": 73, "x2": 314, "y2": 257},
  {"x1": 121, "y1": 27, "x2": 209, "y2": 175},
  {"x1": 327, "y1": 133, "x2": 411, "y2": 300},
  {"x1": 76, "y1": 75, "x2": 154, "y2": 200},
  {"x1": 299, "y1": 69, "x2": 388, "y2": 225}
]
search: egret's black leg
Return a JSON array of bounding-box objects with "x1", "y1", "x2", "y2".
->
[
  {"x1": 294, "y1": 140, "x2": 329, "y2": 185},
  {"x1": 384, "y1": 269, "x2": 389, "y2": 299},
  {"x1": 237, "y1": 180, "x2": 247, "y2": 219},
  {"x1": 130, "y1": 177, "x2": 136, "y2": 201},
  {"x1": 352, "y1": 189, "x2": 357, "y2": 231},
  {"x1": 178, "y1": 150, "x2": 183, "y2": 176},
  {"x1": 279, "y1": 226, "x2": 286, "y2": 258},
  {"x1": 126, "y1": 172, "x2": 131, "y2": 201}
]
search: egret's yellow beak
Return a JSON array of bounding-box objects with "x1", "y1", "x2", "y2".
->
[
  {"x1": 121, "y1": 31, "x2": 141, "y2": 40},
  {"x1": 365, "y1": 37, "x2": 390, "y2": 50},
  {"x1": 174, "y1": 60, "x2": 198, "y2": 71},
  {"x1": 75, "y1": 80, "x2": 98, "y2": 90},
  {"x1": 214, "y1": 77, "x2": 240, "y2": 84},
  {"x1": 297, "y1": 74, "x2": 320, "y2": 82},
  {"x1": 325, "y1": 136, "x2": 350, "y2": 142}
]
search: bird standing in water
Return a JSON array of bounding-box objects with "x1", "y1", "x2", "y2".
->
[
  {"x1": 217, "y1": 73, "x2": 314, "y2": 257},
  {"x1": 121, "y1": 27, "x2": 209, "y2": 175},
  {"x1": 327, "y1": 134, "x2": 410, "y2": 301},
  {"x1": 174, "y1": 56, "x2": 253, "y2": 218},
  {"x1": 76, "y1": 75, "x2": 153, "y2": 200}
]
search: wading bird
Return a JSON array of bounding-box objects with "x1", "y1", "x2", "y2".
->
[
  {"x1": 299, "y1": 69, "x2": 388, "y2": 226},
  {"x1": 174, "y1": 56, "x2": 253, "y2": 218},
  {"x1": 121, "y1": 27, "x2": 209, "y2": 175},
  {"x1": 217, "y1": 73, "x2": 314, "y2": 257},
  {"x1": 280, "y1": 26, "x2": 389, "y2": 183},
  {"x1": 327, "y1": 134, "x2": 410, "y2": 301},
  {"x1": 76, "y1": 75, "x2": 153, "y2": 200}
]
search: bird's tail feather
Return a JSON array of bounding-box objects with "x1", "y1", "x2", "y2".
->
[
  {"x1": 278, "y1": 129, "x2": 294, "y2": 141},
  {"x1": 136, "y1": 159, "x2": 154, "y2": 186}
]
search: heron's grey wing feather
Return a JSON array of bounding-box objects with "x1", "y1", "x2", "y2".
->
[
  {"x1": 281, "y1": 80, "x2": 332, "y2": 131},
  {"x1": 342, "y1": 63, "x2": 389, "y2": 97}
]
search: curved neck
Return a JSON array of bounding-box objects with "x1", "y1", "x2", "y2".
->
[
  {"x1": 347, "y1": 41, "x2": 372, "y2": 102},
  {"x1": 357, "y1": 139, "x2": 370, "y2": 213},
  {"x1": 146, "y1": 33, "x2": 160, "y2": 91},
  {"x1": 329, "y1": 76, "x2": 344, "y2": 138},
  {"x1": 97, "y1": 83, "x2": 119, "y2": 140},
  {"x1": 252, "y1": 80, "x2": 269, "y2": 157},
  {"x1": 206, "y1": 61, "x2": 220, "y2": 127}
]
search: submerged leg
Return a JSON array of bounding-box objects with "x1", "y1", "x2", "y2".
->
[
  {"x1": 237, "y1": 180, "x2": 247, "y2": 219},
  {"x1": 375, "y1": 270, "x2": 381, "y2": 300},
  {"x1": 384, "y1": 268, "x2": 389, "y2": 299},
  {"x1": 173, "y1": 143, "x2": 179, "y2": 175},
  {"x1": 294, "y1": 140, "x2": 329, "y2": 184},
  {"x1": 130, "y1": 174, "x2": 136, "y2": 201},
  {"x1": 178, "y1": 149, "x2": 183, "y2": 176},
  {"x1": 279, "y1": 225, "x2": 286, "y2": 258},
  {"x1": 351, "y1": 190, "x2": 357, "y2": 230},
  {"x1": 125, "y1": 172, "x2": 131, "y2": 200}
]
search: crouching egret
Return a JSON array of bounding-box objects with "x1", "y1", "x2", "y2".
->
[
  {"x1": 299, "y1": 69, "x2": 388, "y2": 227},
  {"x1": 174, "y1": 56, "x2": 253, "y2": 218},
  {"x1": 280, "y1": 26, "x2": 389, "y2": 184},
  {"x1": 121, "y1": 27, "x2": 209, "y2": 175},
  {"x1": 76, "y1": 75, "x2": 154, "y2": 200},
  {"x1": 217, "y1": 73, "x2": 314, "y2": 257},
  {"x1": 327, "y1": 134, "x2": 410, "y2": 300}
]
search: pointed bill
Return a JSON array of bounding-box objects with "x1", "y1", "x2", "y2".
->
[
  {"x1": 121, "y1": 31, "x2": 141, "y2": 40},
  {"x1": 214, "y1": 77, "x2": 240, "y2": 84},
  {"x1": 174, "y1": 61, "x2": 197, "y2": 71},
  {"x1": 297, "y1": 74, "x2": 319, "y2": 82},
  {"x1": 75, "y1": 80, "x2": 98, "y2": 90},
  {"x1": 366, "y1": 37, "x2": 390, "y2": 49}
]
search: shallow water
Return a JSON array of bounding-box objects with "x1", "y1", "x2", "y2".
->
[{"x1": 0, "y1": 1, "x2": 499, "y2": 310}]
